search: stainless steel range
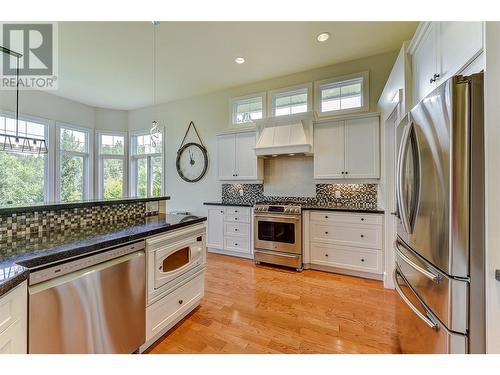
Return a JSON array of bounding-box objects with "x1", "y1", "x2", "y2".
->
[{"x1": 253, "y1": 203, "x2": 302, "y2": 271}]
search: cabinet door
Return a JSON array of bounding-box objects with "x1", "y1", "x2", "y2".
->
[
  {"x1": 217, "y1": 134, "x2": 236, "y2": 180},
  {"x1": 345, "y1": 116, "x2": 380, "y2": 179},
  {"x1": 412, "y1": 23, "x2": 438, "y2": 104},
  {"x1": 235, "y1": 132, "x2": 257, "y2": 179},
  {"x1": 439, "y1": 22, "x2": 483, "y2": 83},
  {"x1": 207, "y1": 207, "x2": 224, "y2": 250},
  {"x1": 313, "y1": 120, "x2": 345, "y2": 179}
]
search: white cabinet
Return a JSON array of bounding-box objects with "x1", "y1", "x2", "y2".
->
[
  {"x1": 411, "y1": 22, "x2": 439, "y2": 106},
  {"x1": 313, "y1": 120, "x2": 344, "y2": 179},
  {"x1": 306, "y1": 212, "x2": 384, "y2": 278},
  {"x1": 345, "y1": 116, "x2": 380, "y2": 179},
  {"x1": 439, "y1": 22, "x2": 483, "y2": 83},
  {"x1": 0, "y1": 281, "x2": 27, "y2": 354},
  {"x1": 207, "y1": 207, "x2": 224, "y2": 249},
  {"x1": 206, "y1": 205, "x2": 253, "y2": 259},
  {"x1": 217, "y1": 130, "x2": 263, "y2": 181},
  {"x1": 314, "y1": 114, "x2": 380, "y2": 180},
  {"x1": 410, "y1": 22, "x2": 484, "y2": 104}
]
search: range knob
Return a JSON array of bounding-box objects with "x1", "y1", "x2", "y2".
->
[{"x1": 294, "y1": 208, "x2": 300, "y2": 214}]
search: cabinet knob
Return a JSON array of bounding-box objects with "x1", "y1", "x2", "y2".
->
[
  {"x1": 430, "y1": 74, "x2": 440, "y2": 83},
  {"x1": 325, "y1": 231, "x2": 329, "y2": 235},
  {"x1": 325, "y1": 254, "x2": 329, "y2": 257},
  {"x1": 325, "y1": 215, "x2": 329, "y2": 219},
  {"x1": 341, "y1": 171, "x2": 345, "y2": 174},
  {"x1": 361, "y1": 258, "x2": 365, "y2": 262},
  {"x1": 235, "y1": 228, "x2": 239, "y2": 231},
  {"x1": 345, "y1": 171, "x2": 348, "y2": 174},
  {"x1": 360, "y1": 234, "x2": 364, "y2": 238},
  {"x1": 361, "y1": 218, "x2": 365, "y2": 221},
  {"x1": 178, "y1": 299, "x2": 183, "y2": 305},
  {"x1": 235, "y1": 217, "x2": 238, "y2": 220},
  {"x1": 235, "y1": 243, "x2": 238, "y2": 246},
  {"x1": 220, "y1": 210, "x2": 224, "y2": 213}
]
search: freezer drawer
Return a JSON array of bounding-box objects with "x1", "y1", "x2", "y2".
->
[
  {"x1": 395, "y1": 238, "x2": 468, "y2": 334},
  {"x1": 394, "y1": 267, "x2": 467, "y2": 354}
]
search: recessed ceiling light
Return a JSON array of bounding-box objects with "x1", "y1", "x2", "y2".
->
[
  {"x1": 235, "y1": 57, "x2": 245, "y2": 64},
  {"x1": 317, "y1": 32, "x2": 331, "y2": 42}
]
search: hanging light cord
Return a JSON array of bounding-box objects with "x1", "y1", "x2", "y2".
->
[
  {"x1": 15, "y1": 54, "x2": 20, "y2": 141},
  {"x1": 150, "y1": 21, "x2": 160, "y2": 148}
]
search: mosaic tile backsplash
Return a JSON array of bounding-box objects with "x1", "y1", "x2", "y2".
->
[
  {"x1": 222, "y1": 183, "x2": 378, "y2": 207},
  {"x1": 0, "y1": 202, "x2": 157, "y2": 240}
]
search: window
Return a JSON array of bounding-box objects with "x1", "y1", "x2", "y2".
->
[
  {"x1": 97, "y1": 131, "x2": 127, "y2": 199},
  {"x1": 229, "y1": 93, "x2": 265, "y2": 125},
  {"x1": 269, "y1": 84, "x2": 312, "y2": 117},
  {"x1": 130, "y1": 131, "x2": 163, "y2": 198},
  {"x1": 0, "y1": 114, "x2": 49, "y2": 205},
  {"x1": 56, "y1": 124, "x2": 92, "y2": 202},
  {"x1": 315, "y1": 72, "x2": 369, "y2": 116}
]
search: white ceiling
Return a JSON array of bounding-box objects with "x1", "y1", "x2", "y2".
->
[{"x1": 57, "y1": 22, "x2": 418, "y2": 110}]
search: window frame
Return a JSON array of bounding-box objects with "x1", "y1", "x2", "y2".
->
[
  {"x1": 229, "y1": 92, "x2": 266, "y2": 127},
  {"x1": 95, "y1": 130, "x2": 128, "y2": 200},
  {"x1": 0, "y1": 110, "x2": 53, "y2": 203},
  {"x1": 268, "y1": 83, "x2": 313, "y2": 118},
  {"x1": 314, "y1": 71, "x2": 370, "y2": 117},
  {"x1": 129, "y1": 129, "x2": 164, "y2": 198},
  {"x1": 55, "y1": 122, "x2": 93, "y2": 202}
]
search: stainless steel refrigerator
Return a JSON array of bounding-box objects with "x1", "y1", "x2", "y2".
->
[{"x1": 394, "y1": 73, "x2": 485, "y2": 354}]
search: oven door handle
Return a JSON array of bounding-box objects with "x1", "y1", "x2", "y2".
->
[{"x1": 254, "y1": 215, "x2": 301, "y2": 221}]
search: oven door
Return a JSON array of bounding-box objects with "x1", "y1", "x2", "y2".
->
[
  {"x1": 254, "y1": 215, "x2": 301, "y2": 254},
  {"x1": 154, "y1": 237, "x2": 203, "y2": 290}
]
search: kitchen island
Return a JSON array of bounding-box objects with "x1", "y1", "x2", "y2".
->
[{"x1": 0, "y1": 196, "x2": 207, "y2": 354}]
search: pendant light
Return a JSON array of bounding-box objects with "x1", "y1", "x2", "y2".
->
[
  {"x1": 150, "y1": 21, "x2": 161, "y2": 148},
  {"x1": 0, "y1": 46, "x2": 48, "y2": 154}
]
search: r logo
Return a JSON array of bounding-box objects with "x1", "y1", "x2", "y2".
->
[{"x1": 2, "y1": 23, "x2": 53, "y2": 76}]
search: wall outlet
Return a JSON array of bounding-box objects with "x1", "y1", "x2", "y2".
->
[
  {"x1": 146, "y1": 201, "x2": 159, "y2": 213},
  {"x1": 335, "y1": 190, "x2": 341, "y2": 199},
  {"x1": 239, "y1": 188, "x2": 244, "y2": 197}
]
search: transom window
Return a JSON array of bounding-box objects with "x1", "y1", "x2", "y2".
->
[
  {"x1": 130, "y1": 132, "x2": 163, "y2": 198},
  {"x1": 230, "y1": 93, "x2": 265, "y2": 126},
  {"x1": 0, "y1": 114, "x2": 49, "y2": 205},
  {"x1": 315, "y1": 72, "x2": 369, "y2": 116},
  {"x1": 270, "y1": 85, "x2": 310, "y2": 117},
  {"x1": 57, "y1": 124, "x2": 91, "y2": 202}
]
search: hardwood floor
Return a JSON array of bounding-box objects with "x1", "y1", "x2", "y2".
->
[{"x1": 146, "y1": 253, "x2": 401, "y2": 354}]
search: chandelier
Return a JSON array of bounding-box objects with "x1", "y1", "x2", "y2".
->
[{"x1": 0, "y1": 46, "x2": 48, "y2": 154}]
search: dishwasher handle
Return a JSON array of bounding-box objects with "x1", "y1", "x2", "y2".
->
[{"x1": 29, "y1": 250, "x2": 145, "y2": 294}]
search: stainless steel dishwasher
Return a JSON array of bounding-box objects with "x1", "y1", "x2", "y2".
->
[{"x1": 28, "y1": 241, "x2": 146, "y2": 354}]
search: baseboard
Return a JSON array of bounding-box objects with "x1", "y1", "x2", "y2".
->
[
  {"x1": 303, "y1": 263, "x2": 383, "y2": 281},
  {"x1": 207, "y1": 247, "x2": 253, "y2": 260}
]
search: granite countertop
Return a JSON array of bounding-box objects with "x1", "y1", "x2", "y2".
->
[
  {"x1": 300, "y1": 204, "x2": 385, "y2": 214},
  {"x1": 0, "y1": 213, "x2": 206, "y2": 297},
  {"x1": 203, "y1": 201, "x2": 254, "y2": 207},
  {"x1": 0, "y1": 195, "x2": 171, "y2": 215}
]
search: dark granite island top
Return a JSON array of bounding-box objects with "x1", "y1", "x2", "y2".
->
[
  {"x1": 0, "y1": 213, "x2": 206, "y2": 297},
  {"x1": 300, "y1": 204, "x2": 385, "y2": 214}
]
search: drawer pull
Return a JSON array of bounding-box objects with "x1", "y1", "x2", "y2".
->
[
  {"x1": 235, "y1": 243, "x2": 238, "y2": 246},
  {"x1": 178, "y1": 299, "x2": 184, "y2": 305},
  {"x1": 325, "y1": 231, "x2": 329, "y2": 235},
  {"x1": 361, "y1": 218, "x2": 365, "y2": 221},
  {"x1": 235, "y1": 210, "x2": 238, "y2": 213},
  {"x1": 360, "y1": 234, "x2": 364, "y2": 238},
  {"x1": 235, "y1": 218, "x2": 238, "y2": 220},
  {"x1": 325, "y1": 254, "x2": 329, "y2": 257},
  {"x1": 361, "y1": 258, "x2": 365, "y2": 262},
  {"x1": 235, "y1": 228, "x2": 239, "y2": 232},
  {"x1": 325, "y1": 215, "x2": 329, "y2": 219}
]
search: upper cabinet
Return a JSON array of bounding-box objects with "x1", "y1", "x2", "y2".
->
[
  {"x1": 314, "y1": 114, "x2": 380, "y2": 180},
  {"x1": 410, "y1": 22, "x2": 484, "y2": 105},
  {"x1": 217, "y1": 130, "x2": 263, "y2": 181}
]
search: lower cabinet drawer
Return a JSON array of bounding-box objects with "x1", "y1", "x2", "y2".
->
[
  {"x1": 224, "y1": 206, "x2": 250, "y2": 216},
  {"x1": 310, "y1": 223, "x2": 382, "y2": 249},
  {"x1": 311, "y1": 243, "x2": 383, "y2": 274},
  {"x1": 0, "y1": 281, "x2": 27, "y2": 335},
  {"x1": 146, "y1": 272, "x2": 204, "y2": 341},
  {"x1": 224, "y1": 215, "x2": 250, "y2": 224},
  {"x1": 224, "y1": 222, "x2": 250, "y2": 237},
  {"x1": 224, "y1": 236, "x2": 250, "y2": 254}
]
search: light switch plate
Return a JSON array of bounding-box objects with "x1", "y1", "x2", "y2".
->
[
  {"x1": 335, "y1": 190, "x2": 341, "y2": 199},
  {"x1": 145, "y1": 201, "x2": 159, "y2": 213}
]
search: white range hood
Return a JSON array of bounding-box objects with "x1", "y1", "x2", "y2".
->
[{"x1": 254, "y1": 112, "x2": 314, "y2": 156}]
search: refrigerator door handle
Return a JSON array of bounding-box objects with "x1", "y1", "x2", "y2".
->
[
  {"x1": 396, "y1": 123, "x2": 413, "y2": 234},
  {"x1": 393, "y1": 269, "x2": 439, "y2": 330},
  {"x1": 394, "y1": 241, "x2": 442, "y2": 283}
]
